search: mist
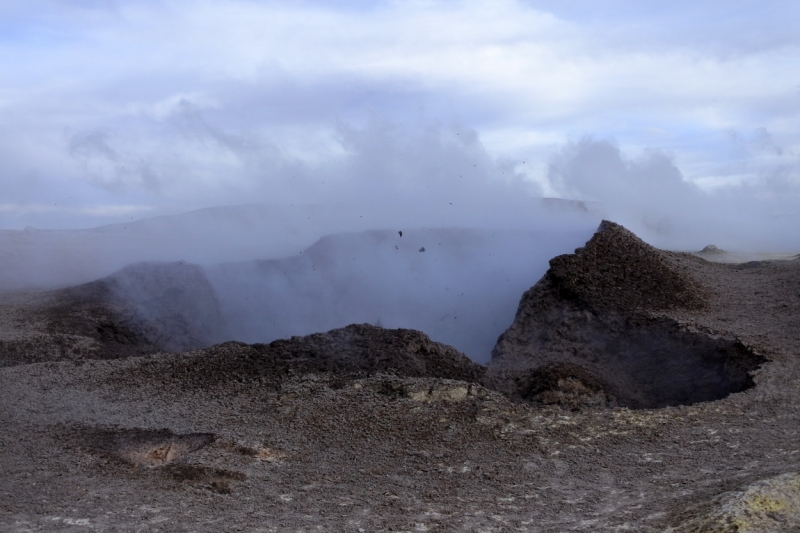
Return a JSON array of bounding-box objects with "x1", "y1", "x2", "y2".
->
[
  {"x1": 547, "y1": 137, "x2": 800, "y2": 252},
  {"x1": 3, "y1": 127, "x2": 800, "y2": 362},
  {"x1": 2, "y1": 0, "x2": 799, "y2": 361},
  {"x1": 204, "y1": 227, "x2": 595, "y2": 362}
]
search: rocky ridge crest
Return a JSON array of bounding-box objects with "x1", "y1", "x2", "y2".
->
[
  {"x1": 547, "y1": 220, "x2": 708, "y2": 311},
  {"x1": 114, "y1": 323, "x2": 485, "y2": 392}
]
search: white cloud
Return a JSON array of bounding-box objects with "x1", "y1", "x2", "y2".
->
[
  {"x1": 0, "y1": 0, "x2": 798, "y2": 243},
  {"x1": 549, "y1": 137, "x2": 800, "y2": 251}
]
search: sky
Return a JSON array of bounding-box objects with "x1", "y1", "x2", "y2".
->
[{"x1": 1, "y1": 0, "x2": 799, "y2": 249}]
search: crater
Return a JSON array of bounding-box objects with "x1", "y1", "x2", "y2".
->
[
  {"x1": 489, "y1": 221, "x2": 768, "y2": 410},
  {"x1": 89, "y1": 428, "x2": 215, "y2": 467},
  {"x1": 513, "y1": 318, "x2": 766, "y2": 410}
]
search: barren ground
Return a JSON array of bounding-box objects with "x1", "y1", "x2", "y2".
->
[{"x1": 2, "y1": 222, "x2": 800, "y2": 532}]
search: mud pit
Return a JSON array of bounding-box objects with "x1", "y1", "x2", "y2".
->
[{"x1": 81, "y1": 428, "x2": 248, "y2": 494}]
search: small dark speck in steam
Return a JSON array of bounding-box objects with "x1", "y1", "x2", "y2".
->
[
  {"x1": 398, "y1": 231, "x2": 402, "y2": 237},
  {"x1": 419, "y1": 247, "x2": 425, "y2": 252}
]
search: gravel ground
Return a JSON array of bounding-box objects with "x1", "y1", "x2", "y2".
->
[{"x1": 2, "y1": 222, "x2": 800, "y2": 532}]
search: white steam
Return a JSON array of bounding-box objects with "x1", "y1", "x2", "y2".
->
[
  {"x1": 548, "y1": 137, "x2": 800, "y2": 252},
  {"x1": 206, "y1": 227, "x2": 594, "y2": 363},
  {"x1": 3, "y1": 1, "x2": 800, "y2": 363}
]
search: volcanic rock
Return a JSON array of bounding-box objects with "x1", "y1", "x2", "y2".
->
[
  {"x1": 672, "y1": 472, "x2": 800, "y2": 532},
  {"x1": 0, "y1": 261, "x2": 226, "y2": 366},
  {"x1": 3, "y1": 221, "x2": 800, "y2": 532},
  {"x1": 115, "y1": 323, "x2": 485, "y2": 393},
  {"x1": 486, "y1": 220, "x2": 765, "y2": 409},
  {"x1": 70, "y1": 261, "x2": 227, "y2": 354},
  {"x1": 545, "y1": 220, "x2": 708, "y2": 312}
]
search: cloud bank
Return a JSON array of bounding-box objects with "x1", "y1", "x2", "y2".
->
[
  {"x1": 549, "y1": 137, "x2": 800, "y2": 251},
  {"x1": 0, "y1": 0, "x2": 798, "y2": 247}
]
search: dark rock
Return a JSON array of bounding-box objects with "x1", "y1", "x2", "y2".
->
[
  {"x1": 487, "y1": 221, "x2": 764, "y2": 409},
  {"x1": 121, "y1": 323, "x2": 485, "y2": 391},
  {"x1": 43, "y1": 262, "x2": 226, "y2": 361},
  {"x1": 546, "y1": 220, "x2": 708, "y2": 312}
]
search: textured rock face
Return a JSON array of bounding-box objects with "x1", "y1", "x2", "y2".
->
[
  {"x1": 487, "y1": 221, "x2": 765, "y2": 409},
  {"x1": 546, "y1": 220, "x2": 708, "y2": 312}
]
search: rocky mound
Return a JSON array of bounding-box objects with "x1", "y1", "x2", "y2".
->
[
  {"x1": 699, "y1": 244, "x2": 724, "y2": 254},
  {"x1": 0, "y1": 262, "x2": 226, "y2": 366},
  {"x1": 266, "y1": 324, "x2": 485, "y2": 381},
  {"x1": 671, "y1": 472, "x2": 800, "y2": 532},
  {"x1": 547, "y1": 220, "x2": 708, "y2": 311},
  {"x1": 56, "y1": 261, "x2": 228, "y2": 355},
  {"x1": 112, "y1": 323, "x2": 485, "y2": 391},
  {"x1": 487, "y1": 220, "x2": 765, "y2": 409}
]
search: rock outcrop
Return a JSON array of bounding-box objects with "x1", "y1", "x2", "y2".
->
[
  {"x1": 56, "y1": 261, "x2": 229, "y2": 355},
  {"x1": 120, "y1": 323, "x2": 485, "y2": 392},
  {"x1": 486, "y1": 220, "x2": 765, "y2": 409},
  {"x1": 671, "y1": 472, "x2": 800, "y2": 532}
]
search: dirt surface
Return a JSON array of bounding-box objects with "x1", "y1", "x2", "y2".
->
[
  {"x1": 2, "y1": 221, "x2": 800, "y2": 532},
  {"x1": 693, "y1": 245, "x2": 799, "y2": 265}
]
